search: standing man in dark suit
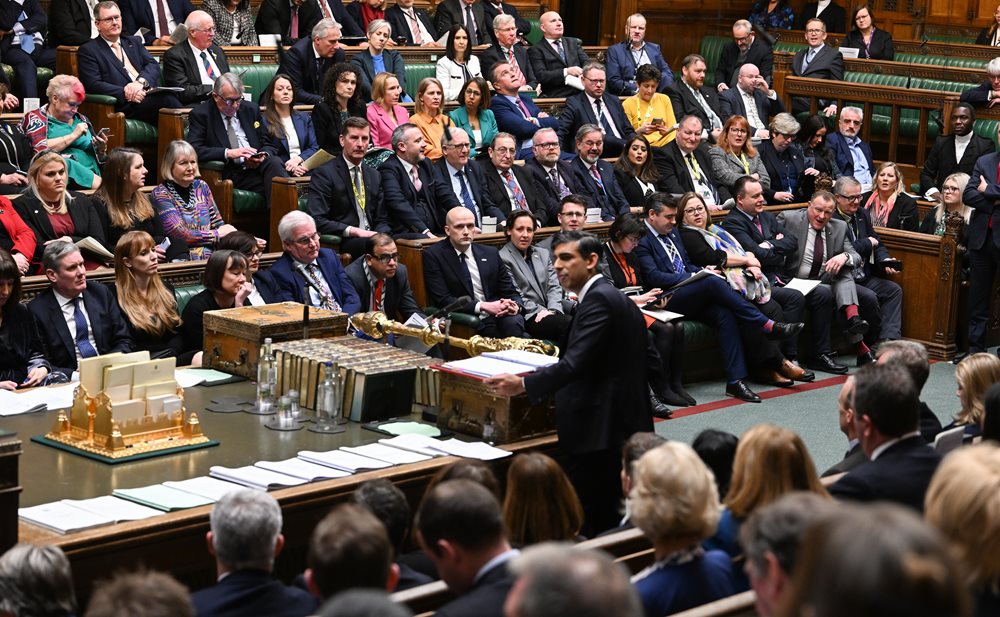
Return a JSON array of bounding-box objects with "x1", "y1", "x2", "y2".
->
[
  {"x1": 718, "y1": 64, "x2": 784, "y2": 141},
  {"x1": 191, "y1": 489, "x2": 319, "y2": 617},
  {"x1": 525, "y1": 127, "x2": 587, "y2": 215},
  {"x1": 0, "y1": 0, "x2": 57, "y2": 101},
  {"x1": 384, "y1": 0, "x2": 435, "y2": 46},
  {"x1": 569, "y1": 124, "x2": 630, "y2": 220},
  {"x1": 920, "y1": 103, "x2": 996, "y2": 200},
  {"x1": 162, "y1": 11, "x2": 231, "y2": 105},
  {"x1": 308, "y1": 117, "x2": 389, "y2": 260},
  {"x1": 715, "y1": 20, "x2": 773, "y2": 92},
  {"x1": 122, "y1": 0, "x2": 193, "y2": 45},
  {"x1": 790, "y1": 19, "x2": 844, "y2": 116},
  {"x1": 479, "y1": 0, "x2": 530, "y2": 41},
  {"x1": 604, "y1": 13, "x2": 673, "y2": 96},
  {"x1": 486, "y1": 230, "x2": 656, "y2": 533},
  {"x1": 28, "y1": 241, "x2": 134, "y2": 378},
  {"x1": 667, "y1": 54, "x2": 723, "y2": 143},
  {"x1": 796, "y1": 1, "x2": 846, "y2": 34},
  {"x1": 434, "y1": 0, "x2": 491, "y2": 46},
  {"x1": 434, "y1": 127, "x2": 504, "y2": 228},
  {"x1": 825, "y1": 106, "x2": 874, "y2": 191},
  {"x1": 656, "y1": 115, "x2": 730, "y2": 207},
  {"x1": 476, "y1": 132, "x2": 549, "y2": 226},
  {"x1": 254, "y1": 0, "x2": 321, "y2": 44},
  {"x1": 959, "y1": 58, "x2": 1000, "y2": 108},
  {"x1": 47, "y1": 0, "x2": 96, "y2": 47},
  {"x1": 527, "y1": 11, "x2": 589, "y2": 98},
  {"x1": 422, "y1": 206, "x2": 526, "y2": 337},
  {"x1": 828, "y1": 363, "x2": 943, "y2": 513},
  {"x1": 488, "y1": 62, "x2": 557, "y2": 158},
  {"x1": 187, "y1": 72, "x2": 288, "y2": 208},
  {"x1": 379, "y1": 123, "x2": 461, "y2": 238},
  {"x1": 345, "y1": 233, "x2": 422, "y2": 324},
  {"x1": 962, "y1": 124, "x2": 1000, "y2": 355},
  {"x1": 278, "y1": 18, "x2": 344, "y2": 105},
  {"x1": 268, "y1": 211, "x2": 362, "y2": 314},
  {"x1": 77, "y1": 1, "x2": 183, "y2": 125},
  {"x1": 480, "y1": 14, "x2": 536, "y2": 93},
  {"x1": 557, "y1": 62, "x2": 635, "y2": 157},
  {"x1": 822, "y1": 375, "x2": 868, "y2": 477}
]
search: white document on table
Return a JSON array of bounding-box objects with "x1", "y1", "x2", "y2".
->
[
  {"x1": 379, "y1": 434, "x2": 451, "y2": 458},
  {"x1": 342, "y1": 443, "x2": 432, "y2": 465},
  {"x1": 163, "y1": 476, "x2": 245, "y2": 502},
  {"x1": 61, "y1": 495, "x2": 163, "y2": 522},
  {"x1": 113, "y1": 484, "x2": 215, "y2": 511},
  {"x1": 298, "y1": 449, "x2": 393, "y2": 473},
  {"x1": 254, "y1": 458, "x2": 352, "y2": 482},
  {"x1": 19, "y1": 501, "x2": 114, "y2": 534},
  {"x1": 426, "y1": 438, "x2": 512, "y2": 461},
  {"x1": 209, "y1": 465, "x2": 309, "y2": 491}
]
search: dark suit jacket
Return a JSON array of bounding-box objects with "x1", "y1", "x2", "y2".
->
[
  {"x1": 324, "y1": 0, "x2": 364, "y2": 36},
  {"x1": 263, "y1": 110, "x2": 319, "y2": 163},
  {"x1": 473, "y1": 158, "x2": 548, "y2": 226},
  {"x1": 603, "y1": 40, "x2": 673, "y2": 96},
  {"x1": 757, "y1": 139, "x2": 809, "y2": 203},
  {"x1": 963, "y1": 151, "x2": 1000, "y2": 251},
  {"x1": 667, "y1": 80, "x2": 722, "y2": 135},
  {"x1": 557, "y1": 92, "x2": 636, "y2": 156},
  {"x1": 615, "y1": 168, "x2": 667, "y2": 209},
  {"x1": 350, "y1": 49, "x2": 407, "y2": 101},
  {"x1": 715, "y1": 38, "x2": 774, "y2": 88},
  {"x1": 0, "y1": 0, "x2": 47, "y2": 48},
  {"x1": 523, "y1": 276, "x2": 653, "y2": 454},
  {"x1": 27, "y1": 281, "x2": 134, "y2": 375},
  {"x1": 254, "y1": 0, "x2": 321, "y2": 43},
  {"x1": 920, "y1": 133, "x2": 996, "y2": 195},
  {"x1": 828, "y1": 436, "x2": 942, "y2": 512},
  {"x1": 480, "y1": 43, "x2": 536, "y2": 89},
  {"x1": 384, "y1": 4, "x2": 435, "y2": 46},
  {"x1": 433, "y1": 0, "x2": 492, "y2": 45},
  {"x1": 721, "y1": 207, "x2": 799, "y2": 278},
  {"x1": 434, "y1": 560, "x2": 514, "y2": 617},
  {"x1": 190, "y1": 569, "x2": 319, "y2": 617},
  {"x1": 278, "y1": 36, "x2": 346, "y2": 105},
  {"x1": 959, "y1": 82, "x2": 996, "y2": 106},
  {"x1": 308, "y1": 156, "x2": 388, "y2": 237},
  {"x1": 833, "y1": 206, "x2": 891, "y2": 278},
  {"x1": 858, "y1": 190, "x2": 919, "y2": 232},
  {"x1": 790, "y1": 45, "x2": 844, "y2": 112},
  {"x1": 654, "y1": 142, "x2": 731, "y2": 204},
  {"x1": 422, "y1": 240, "x2": 523, "y2": 316},
  {"x1": 268, "y1": 248, "x2": 362, "y2": 315},
  {"x1": 433, "y1": 158, "x2": 504, "y2": 225},
  {"x1": 187, "y1": 99, "x2": 268, "y2": 170},
  {"x1": 345, "y1": 259, "x2": 422, "y2": 322},
  {"x1": 825, "y1": 131, "x2": 874, "y2": 181},
  {"x1": 569, "y1": 157, "x2": 631, "y2": 220},
  {"x1": 527, "y1": 36, "x2": 590, "y2": 98},
  {"x1": 843, "y1": 28, "x2": 895, "y2": 60},
  {"x1": 122, "y1": 0, "x2": 194, "y2": 43},
  {"x1": 77, "y1": 35, "x2": 161, "y2": 106},
  {"x1": 718, "y1": 87, "x2": 785, "y2": 134},
  {"x1": 14, "y1": 192, "x2": 109, "y2": 266},
  {"x1": 47, "y1": 0, "x2": 92, "y2": 47},
  {"x1": 796, "y1": 2, "x2": 846, "y2": 33},
  {"x1": 635, "y1": 226, "x2": 699, "y2": 289},
  {"x1": 379, "y1": 154, "x2": 460, "y2": 235},
  {"x1": 524, "y1": 157, "x2": 587, "y2": 216},
  {"x1": 479, "y1": 0, "x2": 530, "y2": 38},
  {"x1": 489, "y1": 93, "x2": 558, "y2": 152},
  {"x1": 162, "y1": 42, "x2": 231, "y2": 104},
  {"x1": 821, "y1": 442, "x2": 867, "y2": 477}
]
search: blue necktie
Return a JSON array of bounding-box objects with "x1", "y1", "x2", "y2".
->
[
  {"x1": 660, "y1": 234, "x2": 685, "y2": 273},
  {"x1": 72, "y1": 298, "x2": 98, "y2": 359},
  {"x1": 455, "y1": 170, "x2": 480, "y2": 225},
  {"x1": 18, "y1": 10, "x2": 34, "y2": 53}
]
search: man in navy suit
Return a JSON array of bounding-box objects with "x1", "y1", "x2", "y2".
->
[
  {"x1": 122, "y1": 0, "x2": 193, "y2": 44},
  {"x1": 489, "y1": 62, "x2": 558, "y2": 158},
  {"x1": 434, "y1": 0, "x2": 492, "y2": 46},
  {"x1": 308, "y1": 117, "x2": 389, "y2": 260},
  {"x1": 479, "y1": 0, "x2": 530, "y2": 40},
  {"x1": 0, "y1": 0, "x2": 56, "y2": 101},
  {"x1": 667, "y1": 55, "x2": 723, "y2": 143},
  {"x1": 384, "y1": 0, "x2": 435, "y2": 46},
  {"x1": 715, "y1": 20, "x2": 774, "y2": 92},
  {"x1": 186, "y1": 72, "x2": 288, "y2": 207},
  {"x1": 345, "y1": 234, "x2": 423, "y2": 324},
  {"x1": 634, "y1": 193, "x2": 803, "y2": 403},
  {"x1": 254, "y1": 0, "x2": 322, "y2": 43},
  {"x1": 525, "y1": 127, "x2": 588, "y2": 215},
  {"x1": 268, "y1": 211, "x2": 361, "y2": 314},
  {"x1": 422, "y1": 207, "x2": 526, "y2": 338},
  {"x1": 48, "y1": 0, "x2": 96, "y2": 47},
  {"x1": 191, "y1": 489, "x2": 319, "y2": 617},
  {"x1": 476, "y1": 132, "x2": 550, "y2": 226},
  {"x1": 962, "y1": 123, "x2": 1000, "y2": 355},
  {"x1": 527, "y1": 11, "x2": 589, "y2": 98},
  {"x1": 380, "y1": 123, "x2": 461, "y2": 238},
  {"x1": 28, "y1": 242, "x2": 133, "y2": 378},
  {"x1": 480, "y1": 14, "x2": 536, "y2": 92},
  {"x1": 826, "y1": 107, "x2": 874, "y2": 191},
  {"x1": 278, "y1": 18, "x2": 344, "y2": 105},
  {"x1": 959, "y1": 58, "x2": 1000, "y2": 108},
  {"x1": 434, "y1": 127, "x2": 504, "y2": 229},
  {"x1": 920, "y1": 103, "x2": 996, "y2": 200},
  {"x1": 569, "y1": 124, "x2": 629, "y2": 220},
  {"x1": 161, "y1": 11, "x2": 230, "y2": 104},
  {"x1": 829, "y1": 364, "x2": 942, "y2": 512},
  {"x1": 718, "y1": 64, "x2": 785, "y2": 140},
  {"x1": 78, "y1": 1, "x2": 182, "y2": 124},
  {"x1": 790, "y1": 19, "x2": 844, "y2": 115},
  {"x1": 557, "y1": 63, "x2": 635, "y2": 158},
  {"x1": 604, "y1": 13, "x2": 673, "y2": 96}
]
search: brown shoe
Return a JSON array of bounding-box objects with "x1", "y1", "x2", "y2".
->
[
  {"x1": 762, "y1": 370, "x2": 794, "y2": 388},
  {"x1": 779, "y1": 359, "x2": 815, "y2": 382}
]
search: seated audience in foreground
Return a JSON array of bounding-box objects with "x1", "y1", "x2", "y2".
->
[
  {"x1": 304, "y1": 503, "x2": 398, "y2": 601},
  {"x1": 0, "y1": 249, "x2": 50, "y2": 389},
  {"x1": 113, "y1": 231, "x2": 184, "y2": 360},
  {"x1": 260, "y1": 73, "x2": 320, "y2": 178},
  {"x1": 604, "y1": 432, "x2": 667, "y2": 534},
  {"x1": 822, "y1": 375, "x2": 866, "y2": 477},
  {"x1": 692, "y1": 429, "x2": 738, "y2": 506},
  {"x1": 875, "y1": 340, "x2": 943, "y2": 443},
  {"x1": 85, "y1": 569, "x2": 194, "y2": 617},
  {"x1": 317, "y1": 590, "x2": 413, "y2": 617},
  {"x1": 179, "y1": 249, "x2": 251, "y2": 362},
  {"x1": 503, "y1": 452, "x2": 583, "y2": 547},
  {"x1": 0, "y1": 543, "x2": 75, "y2": 617}
]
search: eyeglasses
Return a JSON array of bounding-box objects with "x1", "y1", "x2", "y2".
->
[
  {"x1": 492, "y1": 147, "x2": 516, "y2": 155},
  {"x1": 805, "y1": 28, "x2": 824, "y2": 33},
  {"x1": 836, "y1": 193, "x2": 862, "y2": 202},
  {"x1": 684, "y1": 206, "x2": 706, "y2": 215},
  {"x1": 560, "y1": 211, "x2": 586, "y2": 218},
  {"x1": 290, "y1": 232, "x2": 319, "y2": 246},
  {"x1": 97, "y1": 14, "x2": 122, "y2": 22},
  {"x1": 371, "y1": 252, "x2": 399, "y2": 263},
  {"x1": 583, "y1": 78, "x2": 606, "y2": 85},
  {"x1": 729, "y1": 128, "x2": 748, "y2": 134},
  {"x1": 535, "y1": 142, "x2": 559, "y2": 149},
  {"x1": 193, "y1": 26, "x2": 216, "y2": 33},
  {"x1": 446, "y1": 143, "x2": 471, "y2": 150},
  {"x1": 247, "y1": 250, "x2": 263, "y2": 258}
]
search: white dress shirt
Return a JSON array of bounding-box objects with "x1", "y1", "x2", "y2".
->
[
  {"x1": 189, "y1": 41, "x2": 220, "y2": 86},
  {"x1": 54, "y1": 289, "x2": 98, "y2": 364}
]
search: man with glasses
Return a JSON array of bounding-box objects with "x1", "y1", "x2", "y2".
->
[
  {"x1": 920, "y1": 103, "x2": 995, "y2": 200},
  {"x1": 269, "y1": 210, "x2": 361, "y2": 314},
  {"x1": 718, "y1": 63, "x2": 784, "y2": 142},
  {"x1": 480, "y1": 14, "x2": 536, "y2": 92},
  {"x1": 434, "y1": 127, "x2": 505, "y2": 230},
  {"x1": 163, "y1": 11, "x2": 231, "y2": 104},
  {"x1": 789, "y1": 18, "x2": 843, "y2": 116},
  {"x1": 345, "y1": 233, "x2": 423, "y2": 325},
  {"x1": 557, "y1": 62, "x2": 635, "y2": 158},
  {"x1": 477, "y1": 133, "x2": 549, "y2": 226},
  {"x1": 657, "y1": 115, "x2": 730, "y2": 208},
  {"x1": 489, "y1": 62, "x2": 558, "y2": 159},
  {"x1": 78, "y1": 1, "x2": 183, "y2": 124},
  {"x1": 121, "y1": 0, "x2": 194, "y2": 45},
  {"x1": 278, "y1": 18, "x2": 344, "y2": 105},
  {"x1": 715, "y1": 19, "x2": 773, "y2": 92},
  {"x1": 525, "y1": 127, "x2": 587, "y2": 215},
  {"x1": 537, "y1": 195, "x2": 587, "y2": 252},
  {"x1": 569, "y1": 124, "x2": 630, "y2": 220},
  {"x1": 187, "y1": 72, "x2": 288, "y2": 208},
  {"x1": 825, "y1": 106, "x2": 874, "y2": 191}
]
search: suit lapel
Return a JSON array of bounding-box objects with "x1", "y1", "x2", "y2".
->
[
  {"x1": 47, "y1": 292, "x2": 75, "y2": 363},
  {"x1": 81, "y1": 285, "x2": 103, "y2": 351}
]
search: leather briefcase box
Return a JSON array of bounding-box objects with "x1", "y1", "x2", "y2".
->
[
  {"x1": 437, "y1": 371, "x2": 556, "y2": 444},
  {"x1": 202, "y1": 302, "x2": 348, "y2": 379}
]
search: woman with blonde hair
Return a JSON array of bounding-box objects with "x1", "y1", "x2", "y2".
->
[
  {"x1": 630, "y1": 442, "x2": 735, "y2": 616},
  {"x1": 410, "y1": 77, "x2": 450, "y2": 161},
  {"x1": 113, "y1": 231, "x2": 184, "y2": 359},
  {"x1": 710, "y1": 115, "x2": 770, "y2": 195},
  {"x1": 367, "y1": 72, "x2": 410, "y2": 150},
  {"x1": 920, "y1": 172, "x2": 973, "y2": 240},
  {"x1": 861, "y1": 160, "x2": 919, "y2": 231},
  {"x1": 503, "y1": 452, "x2": 583, "y2": 547},
  {"x1": 949, "y1": 352, "x2": 1000, "y2": 438}
]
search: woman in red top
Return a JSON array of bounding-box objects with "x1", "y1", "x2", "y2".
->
[{"x1": 0, "y1": 197, "x2": 37, "y2": 275}]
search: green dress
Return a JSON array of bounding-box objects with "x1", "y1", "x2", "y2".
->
[{"x1": 47, "y1": 115, "x2": 100, "y2": 189}]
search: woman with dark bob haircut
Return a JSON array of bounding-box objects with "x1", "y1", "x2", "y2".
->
[
  {"x1": 0, "y1": 248, "x2": 49, "y2": 388},
  {"x1": 178, "y1": 250, "x2": 251, "y2": 365}
]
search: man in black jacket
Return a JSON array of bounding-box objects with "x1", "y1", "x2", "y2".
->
[
  {"x1": 715, "y1": 19, "x2": 773, "y2": 91},
  {"x1": 277, "y1": 18, "x2": 344, "y2": 105},
  {"x1": 162, "y1": 11, "x2": 231, "y2": 104},
  {"x1": 920, "y1": 103, "x2": 996, "y2": 200},
  {"x1": 667, "y1": 54, "x2": 723, "y2": 143}
]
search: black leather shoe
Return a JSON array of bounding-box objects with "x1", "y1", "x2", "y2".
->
[
  {"x1": 857, "y1": 351, "x2": 877, "y2": 367},
  {"x1": 674, "y1": 386, "x2": 697, "y2": 406},
  {"x1": 726, "y1": 380, "x2": 762, "y2": 403},
  {"x1": 648, "y1": 387, "x2": 673, "y2": 419},
  {"x1": 808, "y1": 353, "x2": 849, "y2": 375},
  {"x1": 953, "y1": 351, "x2": 969, "y2": 365},
  {"x1": 846, "y1": 316, "x2": 869, "y2": 336},
  {"x1": 766, "y1": 322, "x2": 805, "y2": 340},
  {"x1": 657, "y1": 388, "x2": 691, "y2": 407}
]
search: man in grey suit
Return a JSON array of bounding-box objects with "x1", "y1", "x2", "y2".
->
[
  {"x1": 790, "y1": 18, "x2": 844, "y2": 115},
  {"x1": 777, "y1": 192, "x2": 871, "y2": 374}
]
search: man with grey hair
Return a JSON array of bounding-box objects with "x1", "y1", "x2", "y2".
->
[
  {"x1": 716, "y1": 19, "x2": 773, "y2": 91},
  {"x1": 525, "y1": 127, "x2": 587, "y2": 214},
  {"x1": 960, "y1": 57, "x2": 1000, "y2": 107},
  {"x1": 28, "y1": 241, "x2": 133, "y2": 378},
  {"x1": 163, "y1": 10, "x2": 232, "y2": 104},
  {"x1": 480, "y1": 14, "x2": 536, "y2": 90},
  {"x1": 278, "y1": 18, "x2": 344, "y2": 105},
  {"x1": 503, "y1": 543, "x2": 643, "y2": 617},
  {"x1": 557, "y1": 62, "x2": 635, "y2": 157},
  {"x1": 192, "y1": 489, "x2": 318, "y2": 617},
  {"x1": 187, "y1": 72, "x2": 289, "y2": 207},
  {"x1": 876, "y1": 340, "x2": 943, "y2": 443},
  {"x1": 435, "y1": 127, "x2": 505, "y2": 228},
  {"x1": 0, "y1": 543, "x2": 76, "y2": 617},
  {"x1": 570, "y1": 124, "x2": 630, "y2": 220},
  {"x1": 825, "y1": 106, "x2": 874, "y2": 191},
  {"x1": 478, "y1": 132, "x2": 551, "y2": 226}
]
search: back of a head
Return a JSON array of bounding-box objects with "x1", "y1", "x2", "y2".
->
[
  {"x1": 85, "y1": 570, "x2": 194, "y2": 617},
  {"x1": 740, "y1": 492, "x2": 839, "y2": 577},
  {"x1": 308, "y1": 503, "x2": 394, "y2": 599},
  {"x1": 0, "y1": 543, "x2": 76, "y2": 617},
  {"x1": 318, "y1": 589, "x2": 413, "y2": 617},
  {"x1": 209, "y1": 489, "x2": 282, "y2": 572},
  {"x1": 852, "y1": 363, "x2": 919, "y2": 438},
  {"x1": 351, "y1": 478, "x2": 411, "y2": 556},
  {"x1": 506, "y1": 543, "x2": 643, "y2": 617},
  {"x1": 503, "y1": 452, "x2": 584, "y2": 546},
  {"x1": 876, "y1": 340, "x2": 930, "y2": 392},
  {"x1": 776, "y1": 503, "x2": 971, "y2": 617},
  {"x1": 423, "y1": 459, "x2": 500, "y2": 501},
  {"x1": 692, "y1": 429, "x2": 739, "y2": 498},
  {"x1": 416, "y1": 479, "x2": 504, "y2": 555}
]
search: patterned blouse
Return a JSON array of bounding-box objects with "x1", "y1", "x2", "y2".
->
[
  {"x1": 152, "y1": 179, "x2": 226, "y2": 260},
  {"x1": 202, "y1": 0, "x2": 259, "y2": 46}
]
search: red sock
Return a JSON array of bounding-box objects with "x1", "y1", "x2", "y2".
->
[
  {"x1": 844, "y1": 305, "x2": 859, "y2": 320},
  {"x1": 858, "y1": 341, "x2": 870, "y2": 354},
  {"x1": 762, "y1": 320, "x2": 774, "y2": 332}
]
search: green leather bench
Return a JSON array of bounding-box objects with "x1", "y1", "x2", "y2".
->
[
  {"x1": 405, "y1": 63, "x2": 437, "y2": 97},
  {"x1": 84, "y1": 93, "x2": 158, "y2": 146},
  {"x1": 174, "y1": 283, "x2": 205, "y2": 314},
  {"x1": 699, "y1": 35, "x2": 730, "y2": 87},
  {"x1": 0, "y1": 65, "x2": 53, "y2": 99}
]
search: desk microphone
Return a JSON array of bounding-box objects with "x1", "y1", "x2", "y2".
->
[
  {"x1": 294, "y1": 264, "x2": 318, "y2": 338},
  {"x1": 429, "y1": 296, "x2": 471, "y2": 320}
]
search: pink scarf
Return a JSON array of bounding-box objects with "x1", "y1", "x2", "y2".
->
[{"x1": 864, "y1": 191, "x2": 896, "y2": 227}]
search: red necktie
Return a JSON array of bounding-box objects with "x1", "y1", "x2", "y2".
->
[{"x1": 373, "y1": 279, "x2": 384, "y2": 311}]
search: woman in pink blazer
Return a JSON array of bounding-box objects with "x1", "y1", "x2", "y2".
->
[{"x1": 366, "y1": 72, "x2": 411, "y2": 149}]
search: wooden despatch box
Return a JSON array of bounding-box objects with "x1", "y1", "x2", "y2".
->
[
  {"x1": 437, "y1": 371, "x2": 556, "y2": 444},
  {"x1": 202, "y1": 303, "x2": 348, "y2": 379}
]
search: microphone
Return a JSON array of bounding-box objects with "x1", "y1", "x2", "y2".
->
[
  {"x1": 429, "y1": 296, "x2": 471, "y2": 320},
  {"x1": 294, "y1": 264, "x2": 316, "y2": 338}
]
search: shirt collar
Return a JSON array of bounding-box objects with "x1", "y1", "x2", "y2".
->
[
  {"x1": 576, "y1": 274, "x2": 603, "y2": 302},
  {"x1": 446, "y1": 161, "x2": 463, "y2": 176},
  {"x1": 399, "y1": 157, "x2": 416, "y2": 175},
  {"x1": 53, "y1": 289, "x2": 81, "y2": 308},
  {"x1": 188, "y1": 40, "x2": 210, "y2": 58},
  {"x1": 954, "y1": 132, "x2": 973, "y2": 145},
  {"x1": 870, "y1": 431, "x2": 920, "y2": 461},
  {"x1": 474, "y1": 549, "x2": 519, "y2": 585}
]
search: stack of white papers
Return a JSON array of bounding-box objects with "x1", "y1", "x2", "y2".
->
[
  {"x1": 61, "y1": 496, "x2": 163, "y2": 522},
  {"x1": 482, "y1": 349, "x2": 559, "y2": 368},
  {"x1": 378, "y1": 434, "x2": 511, "y2": 461},
  {"x1": 19, "y1": 502, "x2": 114, "y2": 534},
  {"x1": 163, "y1": 477, "x2": 245, "y2": 502},
  {"x1": 341, "y1": 443, "x2": 432, "y2": 465},
  {"x1": 298, "y1": 449, "x2": 393, "y2": 473},
  {"x1": 441, "y1": 356, "x2": 535, "y2": 378},
  {"x1": 379, "y1": 434, "x2": 451, "y2": 458},
  {"x1": 254, "y1": 458, "x2": 352, "y2": 482},
  {"x1": 0, "y1": 384, "x2": 75, "y2": 416},
  {"x1": 112, "y1": 484, "x2": 215, "y2": 511},
  {"x1": 209, "y1": 465, "x2": 308, "y2": 490}
]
